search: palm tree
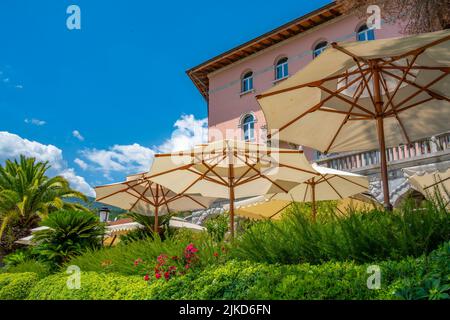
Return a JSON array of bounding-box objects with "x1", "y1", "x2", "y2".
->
[{"x1": 0, "y1": 155, "x2": 89, "y2": 256}]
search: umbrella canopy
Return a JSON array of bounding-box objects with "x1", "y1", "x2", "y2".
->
[
  {"x1": 148, "y1": 139, "x2": 319, "y2": 237},
  {"x1": 95, "y1": 172, "x2": 216, "y2": 232},
  {"x1": 223, "y1": 195, "x2": 292, "y2": 220},
  {"x1": 407, "y1": 167, "x2": 450, "y2": 206},
  {"x1": 257, "y1": 29, "x2": 450, "y2": 209},
  {"x1": 226, "y1": 163, "x2": 369, "y2": 220}
]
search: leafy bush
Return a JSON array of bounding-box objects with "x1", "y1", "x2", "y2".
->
[
  {"x1": 232, "y1": 200, "x2": 450, "y2": 264},
  {"x1": 27, "y1": 272, "x2": 152, "y2": 300},
  {"x1": 3, "y1": 249, "x2": 32, "y2": 267},
  {"x1": 23, "y1": 243, "x2": 450, "y2": 300},
  {"x1": 0, "y1": 272, "x2": 40, "y2": 300},
  {"x1": 67, "y1": 230, "x2": 226, "y2": 275},
  {"x1": 32, "y1": 210, "x2": 105, "y2": 266},
  {"x1": 204, "y1": 213, "x2": 229, "y2": 242},
  {"x1": 392, "y1": 241, "x2": 450, "y2": 300},
  {"x1": 2, "y1": 260, "x2": 51, "y2": 278},
  {"x1": 148, "y1": 260, "x2": 389, "y2": 300}
]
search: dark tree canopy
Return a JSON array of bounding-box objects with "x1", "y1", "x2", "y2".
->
[{"x1": 337, "y1": 0, "x2": 450, "y2": 35}]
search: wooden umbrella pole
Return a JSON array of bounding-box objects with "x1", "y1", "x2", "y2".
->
[
  {"x1": 373, "y1": 63, "x2": 393, "y2": 211},
  {"x1": 154, "y1": 186, "x2": 159, "y2": 233},
  {"x1": 228, "y1": 164, "x2": 235, "y2": 239},
  {"x1": 311, "y1": 181, "x2": 317, "y2": 222}
]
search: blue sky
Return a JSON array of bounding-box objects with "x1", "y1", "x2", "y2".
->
[{"x1": 0, "y1": 0, "x2": 331, "y2": 195}]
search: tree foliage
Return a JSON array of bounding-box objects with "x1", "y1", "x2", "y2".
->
[
  {"x1": 0, "y1": 156, "x2": 89, "y2": 256},
  {"x1": 337, "y1": 0, "x2": 450, "y2": 34}
]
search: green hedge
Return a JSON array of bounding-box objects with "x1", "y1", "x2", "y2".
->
[
  {"x1": 0, "y1": 272, "x2": 40, "y2": 300},
  {"x1": 27, "y1": 272, "x2": 152, "y2": 300},
  {"x1": 24, "y1": 241, "x2": 450, "y2": 300},
  {"x1": 148, "y1": 260, "x2": 394, "y2": 300}
]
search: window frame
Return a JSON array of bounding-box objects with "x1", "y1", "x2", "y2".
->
[
  {"x1": 241, "y1": 71, "x2": 254, "y2": 93},
  {"x1": 313, "y1": 41, "x2": 328, "y2": 59},
  {"x1": 275, "y1": 57, "x2": 289, "y2": 81},
  {"x1": 356, "y1": 24, "x2": 375, "y2": 41},
  {"x1": 242, "y1": 114, "x2": 255, "y2": 142}
]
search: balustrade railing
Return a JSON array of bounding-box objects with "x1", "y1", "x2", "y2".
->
[{"x1": 315, "y1": 132, "x2": 450, "y2": 172}]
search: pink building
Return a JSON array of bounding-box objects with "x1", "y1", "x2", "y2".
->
[{"x1": 187, "y1": 2, "x2": 450, "y2": 205}]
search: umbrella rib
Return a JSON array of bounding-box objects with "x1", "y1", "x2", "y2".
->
[
  {"x1": 200, "y1": 160, "x2": 229, "y2": 186},
  {"x1": 393, "y1": 72, "x2": 449, "y2": 111},
  {"x1": 96, "y1": 179, "x2": 148, "y2": 202},
  {"x1": 240, "y1": 158, "x2": 289, "y2": 193},
  {"x1": 331, "y1": 42, "x2": 369, "y2": 63},
  {"x1": 129, "y1": 181, "x2": 152, "y2": 212},
  {"x1": 382, "y1": 70, "x2": 450, "y2": 104},
  {"x1": 382, "y1": 34, "x2": 450, "y2": 65},
  {"x1": 321, "y1": 174, "x2": 344, "y2": 199},
  {"x1": 324, "y1": 72, "x2": 373, "y2": 153},
  {"x1": 382, "y1": 66, "x2": 450, "y2": 72},
  {"x1": 378, "y1": 72, "x2": 412, "y2": 145},
  {"x1": 124, "y1": 190, "x2": 155, "y2": 206},
  {"x1": 319, "y1": 85, "x2": 375, "y2": 116},
  {"x1": 267, "y1": 71, "x2": 370, "y2": 139},
  {"x1": 333, "y1": 175, "x2": 369, "y2": 190},
  {"x1": 233, "y1": 162, "x2": 255, "y2": 186},
  {"x1": 277, "y1": 163, "x2": 320, "y2": 176},
  {"x1": 381, "y1": 53, "x2": 422, "y2": 114},
  {"x1": 424, "y1": 175, "x2": 450, "y2": 190},
  {"x1": 256, "y1": 68, "x2": 365, "y2": 99},
  {"x1": 269, "y1": 202, "x2": 293, "y2": 220},
  {"x1": 181, "y1": 194, "x2": 208, "y2": 209},
  {"x1": 178, "y1": 155, "x2": 227, "y2": 195},
  {"x1": 303, "y1": 182, "x2": 309, "y2": 202},
  {"x1": 148, "y1": 164, "x2": 194, "y2": 179},
  {"x1": 186, "y1": 168, "x2": 228, "y2": 186},
  {"x1": 355, "y1": 60, "x2": 376, "y2": 105}
]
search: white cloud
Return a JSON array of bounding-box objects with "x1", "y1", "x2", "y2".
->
[
  {"x1": 81, "y1": 143, "x2": 155, "y2": 179},
  {"x1": 0, "y1": 131, "x2": 94, "y2": 196},
  {"x1": 78, "y1": 114, "x2": 207, "y2": 179},
  {"x1": 60, "y1": 168, "x2": 95, "y2": 197},
  {"x1": 0, "y1": 131, "x2": 64, "y2": 170},
  {"x1": 157, "y1": 114, "x2": 208, "y2": 153},
  {"x1": 15, "y1": 85, "x2": 23, "y2": 89},
  {"x1": 72, "y1": 130, "x2": 84, "y2": 141},
  {"x1": 3, "y1": 78, "x2": 9, "y2": 83},
  {"x1": 74, "y1": 158, "x2": 88, "y2": 170},
  {"x1": 24, "y1": 118, "x2": 46, "y2": 126}
]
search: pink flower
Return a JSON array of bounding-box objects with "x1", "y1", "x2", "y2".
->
[
  {"x1": 185, "y1": 243, "x2": 199, "y2": 253},
  {"x1": 185, "y1": 264, "x2": 190, "y2": 269},
  {"x1": 164, "y1": 272, "x2": 170, "y2": 280},
  {"x1": 213, "y1": 252, "x2": 219, "y2": 257},
  {"x1": 155, "y1": 273, "x2": 162, "y2": 279},
  {"x1": 144, "y1": 274, "x2": 150, "y2": 281}
]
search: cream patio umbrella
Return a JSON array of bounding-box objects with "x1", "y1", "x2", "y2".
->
[
  {"x1": 148, "y1": 139, "x2": 319, "y2": 237},
  {"x1": 257, "y1": 30, "x2": 450, "y2": 210},
  {"x1": 95, "y1": 172, "x2": 216, "y2": 232},
  {"x1": 225, "y1": 163, "x2": 369, "y2": 221},
  {"x1": 406, "y1": 166, "x2": 450, "y2": 207}
]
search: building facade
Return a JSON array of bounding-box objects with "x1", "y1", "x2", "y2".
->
[{"x1": 187, "y1": 2, "x2": 450, "y2": 206}]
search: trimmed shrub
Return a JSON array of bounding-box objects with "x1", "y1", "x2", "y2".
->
[
  {"x1": 0, "y1": 272, "x2": 40, "y2": 300},
  {"x1": 148, "y1": 260, "x2": 390, "y2": 300},
  {"x1": 27, "y1": 272, "x2": 152, "y2": 300}
]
